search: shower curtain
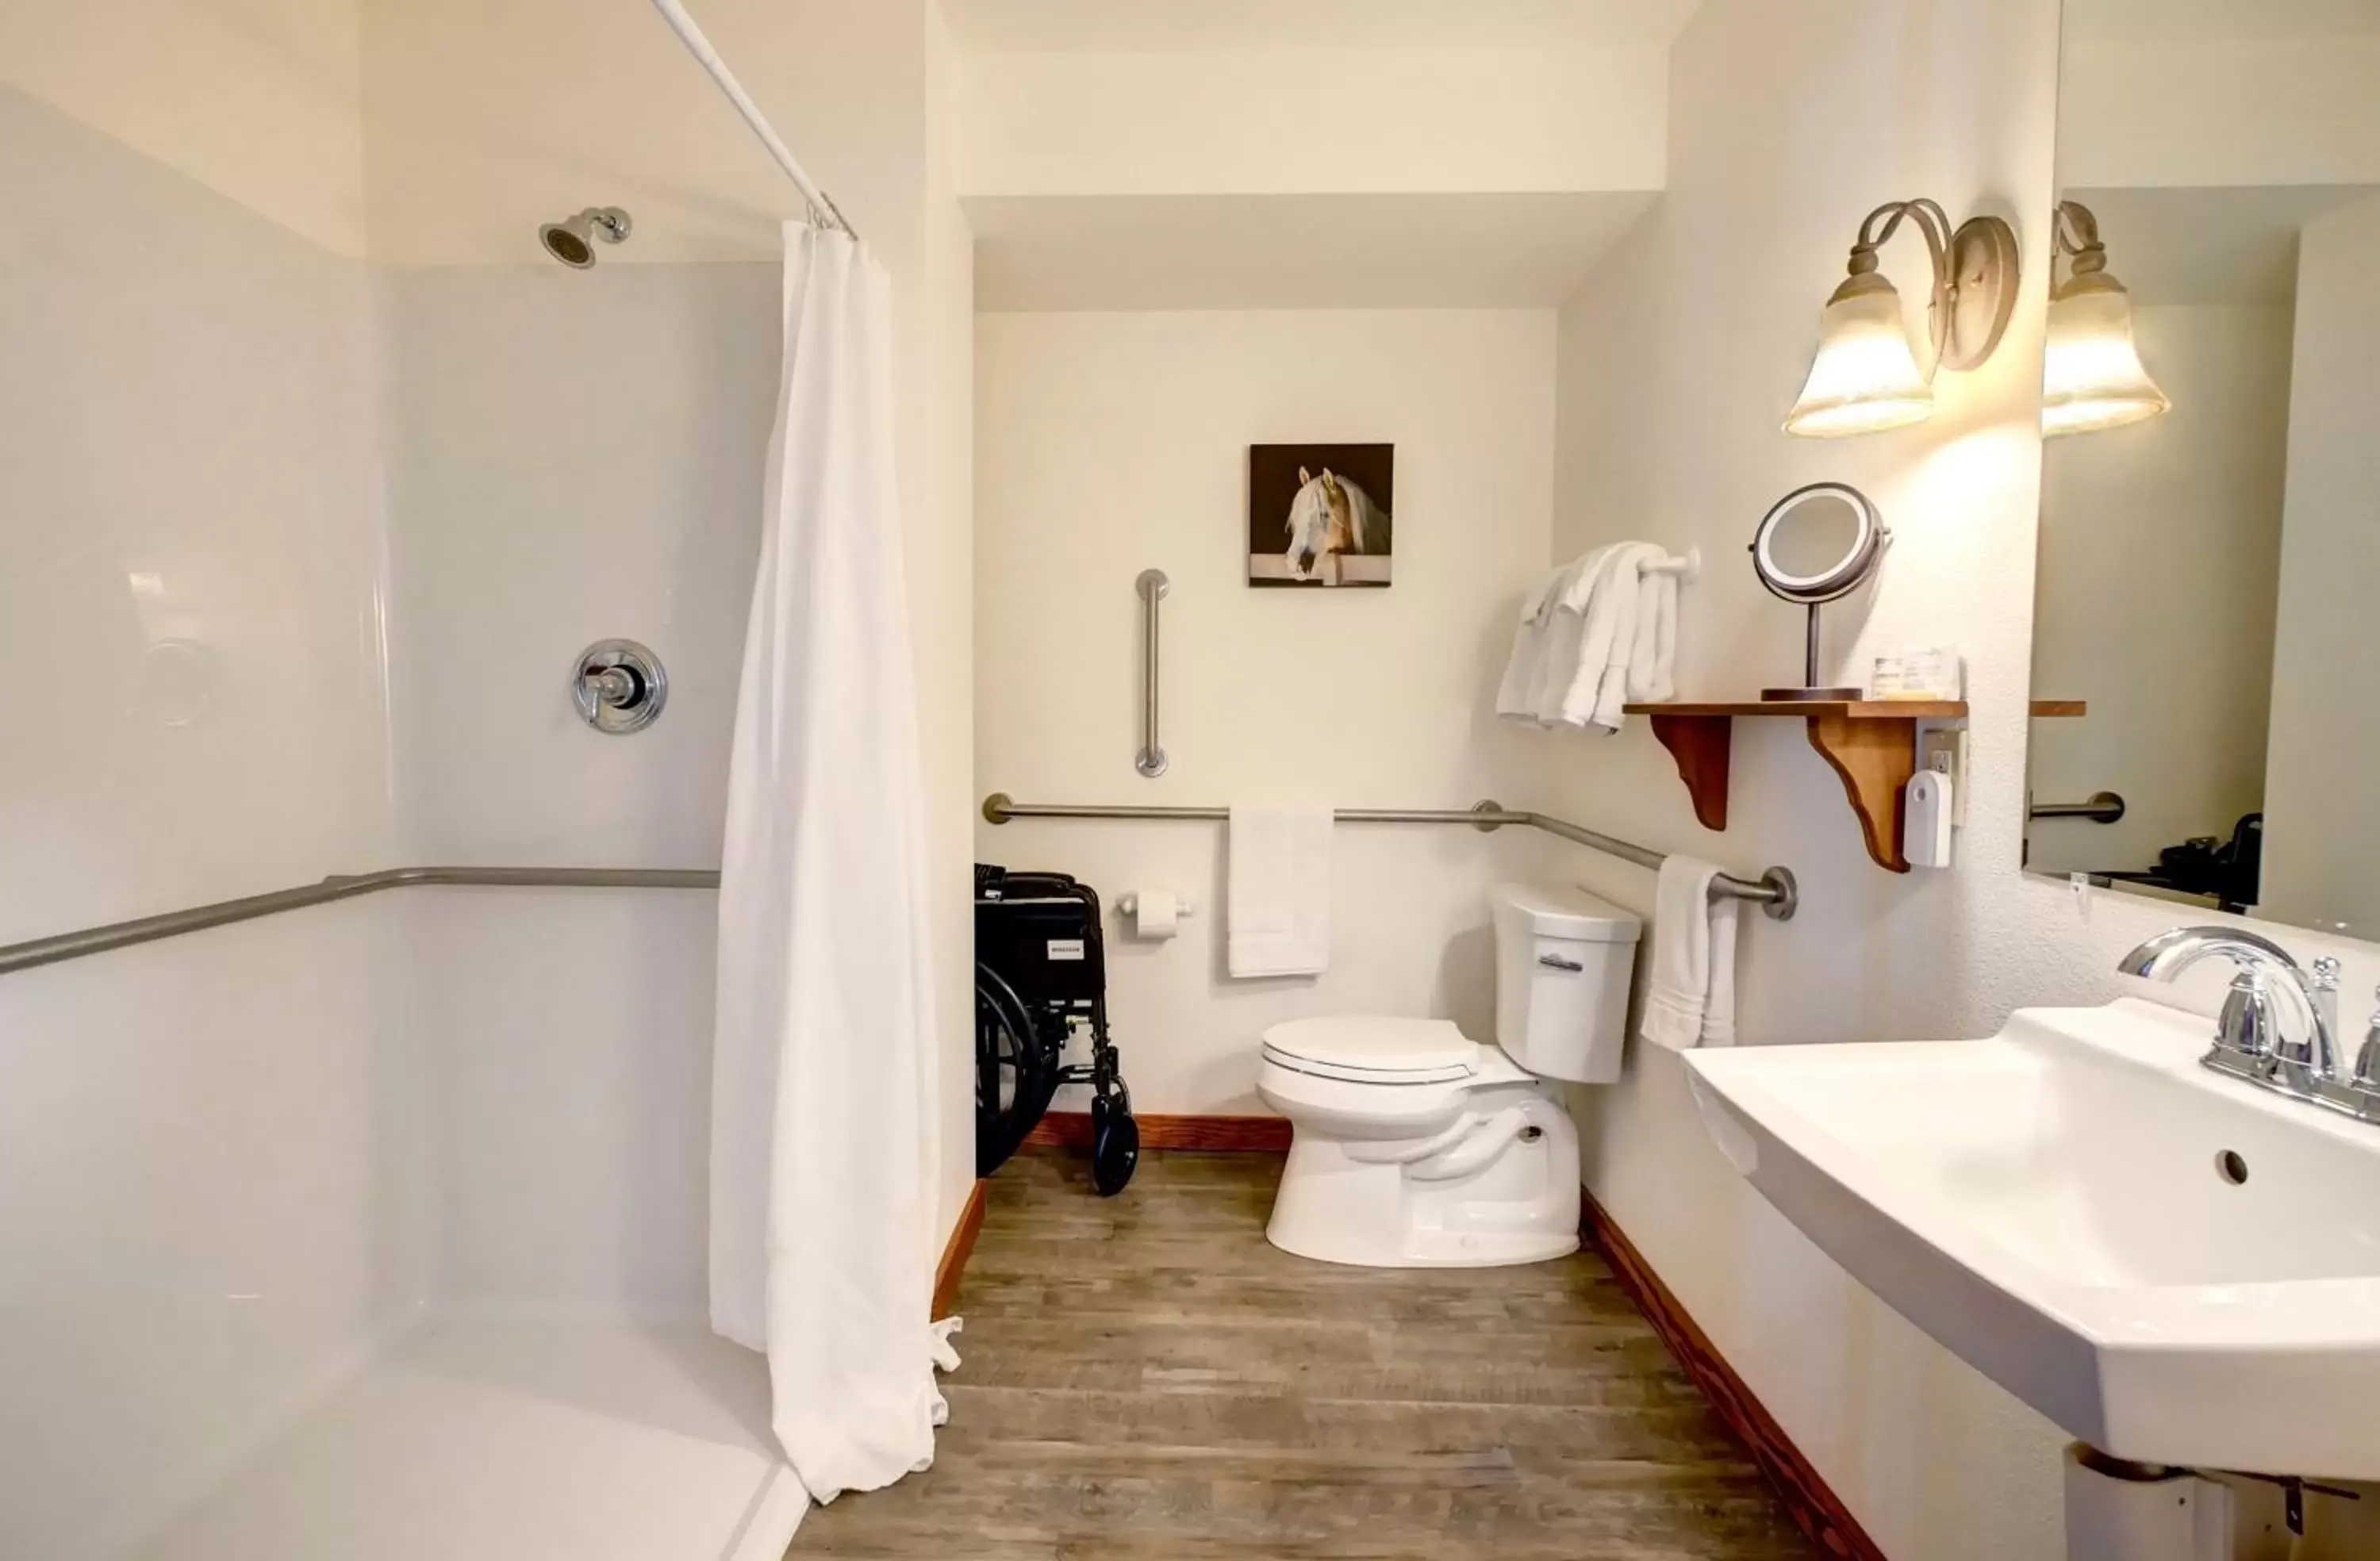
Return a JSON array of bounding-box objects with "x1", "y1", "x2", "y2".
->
[{"x1": 711, "y1": 223, "x2": 954, "y2": 1510}]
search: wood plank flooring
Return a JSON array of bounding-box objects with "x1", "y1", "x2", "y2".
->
[{"x1": 795, "y1": 1149, "x2": 1817, "y2": 1559}]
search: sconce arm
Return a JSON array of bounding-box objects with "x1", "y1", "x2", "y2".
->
[{"x1": 1848, "y1": 198, "x2": 1957, "y2": 367}]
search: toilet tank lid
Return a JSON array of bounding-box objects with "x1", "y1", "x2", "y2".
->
[
  {"x1": 1261, "y1": 1016, "x2": 1478, "y2": 1074},
  {"x1": 1491, "y1": 883, "x2": 1641, "y2": 942}
]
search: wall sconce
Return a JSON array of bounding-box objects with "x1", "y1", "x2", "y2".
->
[
  {"x1": 2041, "y1": 200, "x2": 2170, "y2": 437},
  {"x1": 1784, "y1": 199, "x2": 2021, "y2": 438}
]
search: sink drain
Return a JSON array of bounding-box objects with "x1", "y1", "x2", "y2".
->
[{"x1": 2214, "y1": 1149, "x2": 2249, "y2": 1186}]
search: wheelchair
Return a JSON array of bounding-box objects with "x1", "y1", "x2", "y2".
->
[{"x1": 974, "y1": 864, "x2": 1139, "y2": 1195}]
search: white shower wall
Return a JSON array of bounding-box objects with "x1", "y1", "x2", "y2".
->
[
  {"x1": 0, "y1": 66, "x2": 423, "y2": 1560},
  {"x1": 382, "y1": 262, "x2": 781, "y2": 1316}
]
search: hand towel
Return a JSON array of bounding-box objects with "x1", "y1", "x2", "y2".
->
[
  {"x1": 1496, "y1": 543, "x2": 1683, "y2": 731},
  {"x1": 1228, "y1": 803, "x2": 1333, "y2": 978},
  {"x1": 1494, "y1": 550, "x2": 1601, "y2": 722},
  {"x1": 1558, "y1": 542, "x2": 1659, "y2": 732},
  {"x1": 1639, "y1": 854, "x2": 1741, "y2": 1050}
]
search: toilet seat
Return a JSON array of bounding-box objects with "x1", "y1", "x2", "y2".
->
[{"x1": 1260, "y1": 1016, "x2": 1480, "y2": 1085}]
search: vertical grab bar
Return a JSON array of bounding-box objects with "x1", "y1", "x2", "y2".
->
[{"x1": 1135, "y1": 569, "x2": 1169, "y2": 777}]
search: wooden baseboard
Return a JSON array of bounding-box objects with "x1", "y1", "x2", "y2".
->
[
  {"x1": 932, "y1": 1179, "x2": 988, "y2": 1321},
  {"x1": 1584, "y1": 1191, "x2": 1886, "y2": 1561},
  {"x1": 1023, "y1": 1110, "x2": 1292, "y2": 1153}
]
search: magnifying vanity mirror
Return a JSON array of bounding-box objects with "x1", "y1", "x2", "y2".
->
[
  {"x1": 2026, "y1": 0, "x2": 2380, "y2": 936},
  {"x1": 1750, "y1": 481, "x2": 1889, "y2": 700}
]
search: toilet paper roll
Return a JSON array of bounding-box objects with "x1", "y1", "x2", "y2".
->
[{"x1": 1130, "y1": 888, "x2": 1179, "y2": 940}]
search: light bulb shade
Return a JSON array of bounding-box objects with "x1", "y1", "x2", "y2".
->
[
  {"x1": 1783, "y1": 282, "x2": 1934, "y2": 438},
  {"x1": 2041, "y1": 280, "x2": 2170, "y2": 437}
]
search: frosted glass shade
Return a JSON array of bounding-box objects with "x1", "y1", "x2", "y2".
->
[
  {"x1": 2041, "y1": 282, "x2": 2170, "y2": 437},
  {"x1": 1783, "y1": 285, "x2": 1934, "y2": 438}
]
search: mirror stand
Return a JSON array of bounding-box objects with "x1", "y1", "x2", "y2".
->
[{"x1": 1763, "y1": 603, "x2": 1864, "y2": 701}]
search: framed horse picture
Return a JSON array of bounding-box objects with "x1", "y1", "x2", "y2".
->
[{"x1": 1247, "y1": 443, "x2": 1393, "y2": 588}]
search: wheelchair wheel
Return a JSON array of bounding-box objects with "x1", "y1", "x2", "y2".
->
[{"x1": 1089, "y1": 1091, "x2": 1138, "y2": 1197}]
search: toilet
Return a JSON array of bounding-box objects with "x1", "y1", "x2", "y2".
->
[{"x1": 1257, "y1": 883, "x2": 1641, "y2": 1268}]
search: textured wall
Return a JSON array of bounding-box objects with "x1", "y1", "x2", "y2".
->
[
  {"x1": 1540, "y1": 0, "x2": 2380, "y2": 1553},
  {"x1": 973, "y1": 309, "x2": 1557, "y2": 1112}
]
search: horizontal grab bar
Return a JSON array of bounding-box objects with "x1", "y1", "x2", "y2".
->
[
  {"x1": 2028, "y1": 791, "x2": 2126, "y2": 824},
  {"x1": 981, "y1": 792, "x2": 1798, "y2": 921},
  {"x1": 0, "y1": 865, "x2": 721, "y2": 977}
]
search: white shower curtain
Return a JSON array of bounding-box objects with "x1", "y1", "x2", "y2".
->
[{"x1": 711, "y1": 223, "x2": 954, "y2": 1512}]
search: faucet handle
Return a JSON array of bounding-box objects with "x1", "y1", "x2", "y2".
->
[
  {"x1": 2216, "y1": 971, "x2": 2280, "y2": 1063},
  {"x1": 2354, "y1": 987, "x2": 2380, "y2": 1094}
]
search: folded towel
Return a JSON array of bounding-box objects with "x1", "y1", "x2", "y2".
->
[
  {"x1": 1497, "y1": 543, "x2": 1683, "y2": 732},
  {"x1": 1227, "y1": 803, "x2": 1333, "y2": 978},
  {"x1": 1638, "y1": 855, "x2": 1740, "y2": 1050}
]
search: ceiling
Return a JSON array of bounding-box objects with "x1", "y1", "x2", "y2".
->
[
  {"x1": 2066, "y1": 184, "x2": 2380, "y2": 305},
  {"x1": 939, "y1": 0, "x2": 1706, "y2": 54},
  {"x1": 2064, "y1": 0, "x2": 2380, "y2": 43},
  {"x1": 966, "y1": 190, "x2": 1657, "y2": 310}
]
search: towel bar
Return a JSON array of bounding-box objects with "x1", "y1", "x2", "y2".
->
[{"x1": 981, "y1": 792, "x2": 1797, "y2": 921}]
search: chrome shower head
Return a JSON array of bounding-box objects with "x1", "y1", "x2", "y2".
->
[{"x1": 539, "y1": 206, "x2": 632, "y2": 268}]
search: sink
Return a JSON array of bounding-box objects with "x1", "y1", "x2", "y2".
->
[{"x1": 1683, "y1": 997, "x2": 2380, "y2": 1480}]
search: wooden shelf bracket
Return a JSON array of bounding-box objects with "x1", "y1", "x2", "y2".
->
[{"x1": 1624, "y1": 700, "x2": 1966, "y2": 874}]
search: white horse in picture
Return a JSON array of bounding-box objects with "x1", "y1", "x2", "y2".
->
[{"x1": 1282, "y1": 466, "x2": 1390, "y2": 585}]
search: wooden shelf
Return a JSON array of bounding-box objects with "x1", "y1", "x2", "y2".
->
[
  {"x1": 2030, "y1": 700, "x2": 2086, "y2": 717},
  {"x1": 1621, "y1": 700, "x2": 1971, "y2": 874}
]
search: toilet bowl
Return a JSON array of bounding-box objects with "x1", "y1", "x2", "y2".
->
[{"x1": 1257, "y1": 884, "x2": 1641, "y2": 1268}]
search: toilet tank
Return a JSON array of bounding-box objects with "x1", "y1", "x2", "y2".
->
[{"x1": 1490, "y1": 883, "x2": 1641, "y2": 1083}]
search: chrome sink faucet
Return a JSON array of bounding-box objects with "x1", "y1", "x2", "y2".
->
[{"x1": 2120, "y1": 926, "x2": 2380, "y2": 1122}]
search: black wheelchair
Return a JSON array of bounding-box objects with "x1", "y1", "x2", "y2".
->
[{"x1": 974, "y1": 864, "x2": 1139, "y2": 1195}]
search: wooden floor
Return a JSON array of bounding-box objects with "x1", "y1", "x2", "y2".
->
[{"x1": 797, "y1": 1149, "x2": 1817, "y2": 1559}]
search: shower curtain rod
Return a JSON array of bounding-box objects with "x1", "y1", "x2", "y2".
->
[
  {"x1": 0, "y1": 866, "x2": 720, "y2": 978},
  {"x1": 646, "y1": 0, "x2": 858, "y2": 239},
  {"x1": 981, "y1": 793, "x2": 1800, "y2": 921}
]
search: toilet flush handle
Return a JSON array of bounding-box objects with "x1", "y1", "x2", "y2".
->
[{"x1": 1538, "y1": 953, "x2": 1584, "y2": 972}]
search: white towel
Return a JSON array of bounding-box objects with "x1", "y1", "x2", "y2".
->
[
  {"x1": 1496, "y1": 543, "x2": 1682, "y2": 732},
  {"x1": 1494, "y1": 549, "x2": 1602, "y2": 720},
  {"x1": 1638, "y1": 855, "x2": 1740, "y2": 1050},
  {"x1": 1228, "y1": 804, "x2": 1333, "y2": 978}
]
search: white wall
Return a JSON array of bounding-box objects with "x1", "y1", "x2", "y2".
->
[
  {"x1": 2261, "y1": 194, "x2": 2380, "y2": 938},
  {"x1": 974, "y1": 309, "x2": 1555, "y2": 1112},
  {"x1": 1537, "y1": 0, "x2": 2380, "y2": 1554},
  {"x1": 2028, "y1": 304, "x2": 2293, "y2": 877},
  {"x1": 0, "y1": 0, "x2": 369, "y2": 255},
  {"x1": 2060, "y1": 34, "x2": 2380, "y2": 190},
  {"x1": 957, "y1": 47, "x2": 1666, "y2": 198},
  {"x1": 363, "y1": 0, "x2": 982, "y2": 1243},
  {"x1": 0, "y1": 52, "x2": 414, "y2": 1561},
  {"x1": 381, "y1": 263, "x2": 778, "y2": 1314}
]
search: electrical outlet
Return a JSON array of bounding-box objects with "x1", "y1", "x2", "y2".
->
[{"x1": 1918, "y1": 725, "x2": 1968, "y2": 827}]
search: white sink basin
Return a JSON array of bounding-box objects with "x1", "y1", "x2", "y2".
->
[{"x1": 1683, "y1": 997, "x2": 2380, "y2": 1480}]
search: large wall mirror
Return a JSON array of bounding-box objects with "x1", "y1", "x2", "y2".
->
[{"x1": 2028, "y1": 0, "x2": 2380, "y2": 936}]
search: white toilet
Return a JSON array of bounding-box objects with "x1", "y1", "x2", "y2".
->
[{"x1": 1256, "y1": 883, "x2": 1641, "y2": 1268}]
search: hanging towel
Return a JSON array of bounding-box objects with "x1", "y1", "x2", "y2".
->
[
  {"x1": 1497, "y1": 543, "x2": 1682, "y2": 732},
  {"x1": 1227, "y1": 803, "x2": 1334, "y2": 977},
  {"x1": 1639, "y1": 854, "x2": 1741, "y2": 1050},
  {"x1": 711, "y1": 223, "x2": 958, "y2": 1524}
]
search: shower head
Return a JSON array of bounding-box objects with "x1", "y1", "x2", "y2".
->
[{"x1": 539, "y1": 206, "x2": 632, "y2": 268}]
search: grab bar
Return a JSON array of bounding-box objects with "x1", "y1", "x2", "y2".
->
[
  {"x1": 0, "y1": 865, "x2": 720, "y2": 977},
  {"x1": 2029, "y1": 791, "x2": 2125, "y2": 824},
  {"x1": 1134, "y1": 569, "x2": 1169, "y2": 777},
  {"x1": 981, "y1": 792, "x2": 1798, "y2": 920}
]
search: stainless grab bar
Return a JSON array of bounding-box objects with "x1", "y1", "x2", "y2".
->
[
  {"x1": 2029, "y1": 790, "x2": 2125, "y2": 824},
  {"x1": 981, "y1": 792, "x2": 1798, "y2": 920},
  {"x1": 1134, "y1": 570, "x2": 1169, "y2": 777},
  {"x1": 0, "y1": 865, "x2": 720, "y2": 977}
]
